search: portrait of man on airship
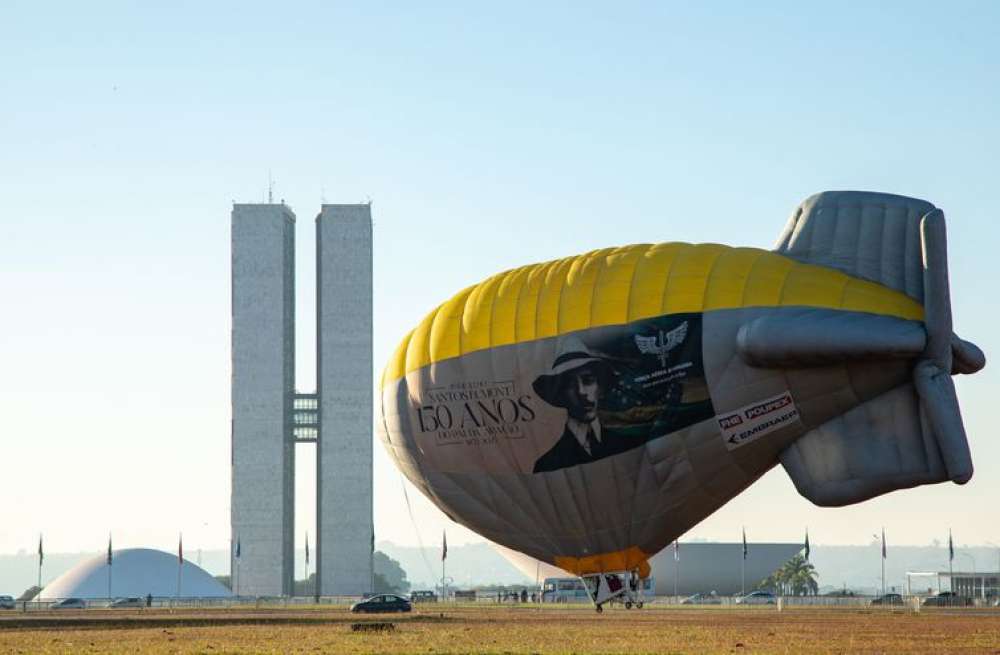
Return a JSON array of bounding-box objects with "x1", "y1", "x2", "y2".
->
[
  {"x1": 530, "y1": 336, "x2": 628, "y2": 473},
  {"x1": 530, "y1": 316, "x2": 716, "y2": 474}
]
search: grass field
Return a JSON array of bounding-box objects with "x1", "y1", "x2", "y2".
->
[{"x1": 2, "y1": 605, "x2": 1000, "y2": 654}]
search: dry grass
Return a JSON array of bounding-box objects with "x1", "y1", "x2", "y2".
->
[{"x1": 2, "y1": 605, "x2": 1000, "y2": 654}]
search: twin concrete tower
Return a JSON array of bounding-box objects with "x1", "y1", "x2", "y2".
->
[{"x1": 231, "y1": 202, "x2": 373, "y2": 596}]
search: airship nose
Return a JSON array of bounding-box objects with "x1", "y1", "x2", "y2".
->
[{"x1": 952, "y1": 334, "x2": 986, "y2": 375}]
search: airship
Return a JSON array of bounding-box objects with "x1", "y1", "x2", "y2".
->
[{"x1": 378, "y1": 190, "x2": 984, "y2": 610}]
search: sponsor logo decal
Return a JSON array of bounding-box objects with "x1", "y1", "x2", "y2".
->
[{"x1": 718, "y1": 391, "x2": 800, "y2": 450}]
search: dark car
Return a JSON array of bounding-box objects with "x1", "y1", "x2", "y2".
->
[
  {"x1": 108, "y1": 597, "x2": 145, "y2": 608},
  {"x1": 350, "y1": 594, "x2": 412, "y2": 613},
  {"x1": 0, "y1": 596, "x2": 15, "y2": 610},
  {"x1": 410, "y1": 590, "x2": 438, "y2": 603},
  {"x1": 51, "y1": 598, "x2": 86, "y2": 609},
  {"x1": 870, "y1": 593, "x2": 904, "y2": 606},
  {"x1": 922, "y1": 592, "x2": 973, "y2": 607}
]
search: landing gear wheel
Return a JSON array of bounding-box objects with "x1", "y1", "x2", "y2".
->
[
  {"x1": 625, "y1": 601, "x2": 633, "y2": 609},
  {"x1": 595, "y1": 604, "x2": 603, "y2": 613},
  {"x1": 637, "y1": 602, "x2": 644, "y2": 609}
]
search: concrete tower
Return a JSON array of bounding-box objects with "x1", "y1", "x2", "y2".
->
[
  {"x1": 317, "y1": 204, "x2": 374, "y2": 595},
  {"x1": 230, "y1": 203, "x2": 296, "y2": 596},
  {"x1": 231, "y1": 201, "x2": 372, "y2": 597}
]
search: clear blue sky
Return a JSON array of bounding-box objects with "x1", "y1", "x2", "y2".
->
[{"x1": 3, "y1": 2, "x2": 999, "y2": 566}]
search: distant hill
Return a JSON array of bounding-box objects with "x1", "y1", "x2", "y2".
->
[
  {"x1": 376, "y1": 541, "x2": 532, "y2": 589},
  {"x1": 2, "y1": 542, "x2": 995, "y2": 597},
  {"x1": 806, "y1": 543, "x2": 999, "y2": 595}
]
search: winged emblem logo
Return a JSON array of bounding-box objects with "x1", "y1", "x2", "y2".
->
[{"x1": 634, "y1": 321, "x2": 689, "y2": 367}]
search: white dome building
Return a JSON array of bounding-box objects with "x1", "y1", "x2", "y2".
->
[{"x1": 39, "y1": 548, "x2": 232, "y2": 600}]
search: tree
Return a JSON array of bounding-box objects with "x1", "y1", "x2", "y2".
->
[
  {"x1": 373, "y1": 551, "x2": 410, "y2": 594},
  {"x1": 290, "y1": 550, "x2": 411, "y2": 596},
  {"x1": 780, "y1": 555, "x2": 819, "y2": 596},
  {"x1": 293, "y1": 573, "x2": 316, "y2": 597},
  {"x1": 755, "y1": 555, "x2": 818, "y2": 596}
]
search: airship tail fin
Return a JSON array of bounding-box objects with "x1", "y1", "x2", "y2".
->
[
  {"x1": 779, "y1": 383, "x2": 949, "y2": 506},
  {"x1": 774, "y1": 192, "x2": 983, "y2": 506},
  {"x1": 774, "y1": 190, "x2": 933, "y2": 302}
]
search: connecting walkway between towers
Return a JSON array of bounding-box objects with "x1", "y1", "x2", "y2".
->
[{"x1": 293, "y1": 393, "x2": 318, "y2": 442}]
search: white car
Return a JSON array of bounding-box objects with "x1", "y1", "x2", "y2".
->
[
  {"x1": 736, "y1": 590, "x2": 776, "y2": 605},
  {"x1": 681, "y1": 592, "x2": 722, "y2": 605}
]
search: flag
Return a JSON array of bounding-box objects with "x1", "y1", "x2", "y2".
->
[
  {"x1": 38, "y1": 535, "x2": 43, "y2": 567},
  {"x1": 948, "y1": 530, "x2": 954, "y2": 562},
  {"x1": 804, "y1": 529, "x2": 810, "y2": 562},
  {"x1": 742, "y1": 528, "x2": 748, "y2": 560},
  {"x1": 236, "y1": 538, "x2": 241, "y2": 559},
  {"x1": 178, "y1": 534, "x2": 184, "y2": 565},
  {"x1": 107, "y1": 534, "x2": 113, "y2": 566},
  {"x1": 673, "y1": 539, "x2": 679, "y2": 562},
  {"x1": 442, "y1": 530, "x2": 448, "y2": 561},
  {"x1": 371, "y1": 530, "x2": 375, "y2": 554},
  {"x1": 881, "y1": 528, "x2": 886, "y2": 560},
  {"x1": 305, "y1": 533, "x2": 310, "y2": 566}
]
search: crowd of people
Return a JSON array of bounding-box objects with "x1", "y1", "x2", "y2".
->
[{"x1": 496, "y1": 589, "x2": 537, "y2": 603}]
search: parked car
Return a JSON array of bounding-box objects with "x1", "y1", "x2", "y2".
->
[
  {"x1": 0, "y1": 596, "x2": 15, "y2": 610},
  {"x1": 736, "y1": 590, "x2": 776, "y2": 605},
  {"x1": 108, "y1": 597, "x2": 145, "y2": 608},
  {"x1": 870, "y1": 593, "x2": 904, "y2": 606},
  {"x1": 410, "y1": 590, "x2": 437, "y2": 603},
  {"x1": 51, "y1": 598, "x2": 86, "y2": 609},
  {"x1": 350, "y1": 594, "x2": 412, "y2": 613},
  {"x1": 922, "y1": 592, "x2": 973, "y2": 607},
  {"x1": 681, "y1": 592, "x2": 722, "y2": 605}
]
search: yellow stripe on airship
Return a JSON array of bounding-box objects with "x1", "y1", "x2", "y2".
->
[{"x1": 382, "y1": 243, "x2": 924, "y2": 388}]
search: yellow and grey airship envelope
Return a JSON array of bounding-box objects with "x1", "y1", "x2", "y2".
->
[{"x1": 378, "y1": 191, "x2": 984, "y2": 579}]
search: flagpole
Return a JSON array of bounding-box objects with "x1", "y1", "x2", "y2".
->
[
  {"x1": 535, "y1": 560, "x2": 540, "y2": 602},
  {"x1": 673, "y1": 540, "x2": 679, "y2": 602},
  {"x1": 741, "y1": 527, "x2": 747, "y2": 597},
  {"x1": 107, "y1": 533, "x2": 113, "y2": 602},
  {"x1": 881, "y1": 527, "x2": 886, "y2": 598},
  {"x1": 177, "y1": 533, "x2": 183, "y2": 600},
  {"x1": 37, "y1": 534, "x2": 43, "y2": 597},
  {"x1": 949, "y1": 529, "x2": 954, "y2": 593},
  {"x1": 234, "y1": 537, "x2": 241, "y2": 598}
]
